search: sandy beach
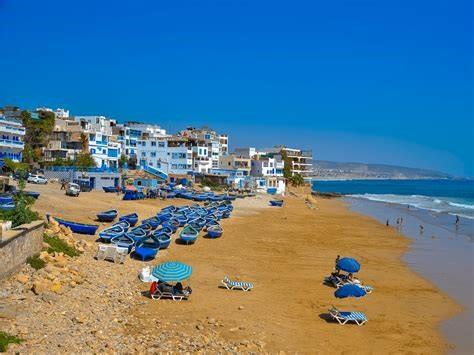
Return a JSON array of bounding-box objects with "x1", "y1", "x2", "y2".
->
[{"x1": 0, "y1": 182, "x2": 461, "y2": 353}]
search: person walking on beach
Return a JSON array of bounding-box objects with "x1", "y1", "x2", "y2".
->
[
  {"x1": 386, "y1": 219, "x2": 389, "y2": 226},
  {"x1": 116, "y1": 185, "x2": 120, "y2": 196},
  {"x1": 419, "y1": 225, "x2": 424, "y2": 234},
  {"x1": 60, "y1": 179, "x2": 67, "y2": 190},
  {"x1": 455, "y1": 215, "x2": 460, "y2": 225}
]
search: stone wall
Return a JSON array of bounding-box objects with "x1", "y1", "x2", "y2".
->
[{"x1": 0, "y1": 220, "x2": 44, "y2": 280}]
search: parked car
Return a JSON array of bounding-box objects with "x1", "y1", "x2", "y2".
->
[
  {"x1": 27, "y1": 175, "x2": 48, "y2": 184},
  {"x1": 65, "y1": 183, "x2": 80, "y2": 197},
  {"x1": 73, "y1": 178, "x2": 92, "y2": 192},
  {"x1": 12, "y1": 171, "x2": 30, "y2": 181}
]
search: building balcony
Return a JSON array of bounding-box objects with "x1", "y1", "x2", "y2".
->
[
  {"x1": 0, "y1": 139, "x2": 24, "y2": 150},
  {"x1": 0, "y1": 125, "x2": 26, "y2": 136}
]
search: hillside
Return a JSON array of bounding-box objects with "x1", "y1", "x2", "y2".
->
[{"x1": 311, "y1": 160, "x2": 453, "y2": 180}]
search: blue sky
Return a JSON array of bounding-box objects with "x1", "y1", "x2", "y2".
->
[{"x1": 0, "y1": 0, "x2": 472, "y2": 176}]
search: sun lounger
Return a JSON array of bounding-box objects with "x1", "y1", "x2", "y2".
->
[
  {"x1": 221, "y1": 276, "x2": 253, "y2": 291},
  {"x1": 149, "y1": 281, "x2": 190, "y2": 301},
  {"x1": 328, "y1": 307, "x2": 368, "y2": 326},
  {"x1": 95, "y1": 244, "x2": 128, "y2": 264}
]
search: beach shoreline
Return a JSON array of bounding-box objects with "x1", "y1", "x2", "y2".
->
[
  {"x1": 345, "y1": 196, "x2": 472, "y2": 354},
  {"x1": 0, "y1": 183, "x2": 461, "y2": 353}
]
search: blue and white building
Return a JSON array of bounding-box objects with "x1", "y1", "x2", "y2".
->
[
  {"x1": 114, "y1": 122, "x2": 168, "y2": 159},
  {"x1": 136, "y1": 137, "x2": 193, "y2": 176},
  {"x1": 0, "y1": 115, "x2": 25, "y2": 163},
  {"x1": 251, "y1": 156, "x2": 286, "y2": 194},
  {"x1": 75, "y1": 116, "x2": 121, "y2": 168}
]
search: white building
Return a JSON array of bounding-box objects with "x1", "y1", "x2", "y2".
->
[
  {"x1": 136, "y1": 137, "x2": 193, "y2": 176},
  {"x1": 114, "y1": 122, "x2": 169, "y2": 160},
  {"x1": 75, "y1": 115, "x2": 120, "y2": 168},
  {"x1": 0, "y1": 116, "x2": 25, "y2": 163},
  {"x1": 180, "y1": 127, "x2": 229, "y2": 169},
  {"x1": 36, "y1": 107, "x2": 70, "y2": 118},
  {"x1": 250, "y1": 156, "x2": 286, "y2": 194},
  {"x1": 192, "y1": 143, "x2": 212, "y2": 173}
]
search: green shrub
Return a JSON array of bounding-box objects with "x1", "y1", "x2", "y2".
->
[
  {"x1": 0, "y1": 178, "x2": 40, "y2": 228},
  {"x1": 26, "y1": 254, "x2": 45, "y2": 270},
  {"x1": 43, "y1": 234, "x2": 81, "y2": 257},
  {"x1": 0, "y1": 331, "x2": 23, "y2": 352}
]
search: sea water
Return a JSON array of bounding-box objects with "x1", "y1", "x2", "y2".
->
[
  {"x1": 311, "y1": 179, "x2": 474, "y2": 354},
  {"x1": 312, "y1": 179, "x2": 474, "y2": 220}
]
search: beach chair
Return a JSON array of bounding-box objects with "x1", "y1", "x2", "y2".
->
[
  {"x1": 95, "y1": 244, "x2": 127, "y2": 264},
  {"x1": 324, "y1": 274, "x2": 348, "y2": 288},
  {"x1": 328, "y1": 307, "x2": 368, "y2": 326},
  {"x1": 324, "y1": 275, "x2": 374, "y2": 293},
  {"x1": 149, "y1": 282, "x2": 190, "y2": 301},
  {"x1": 221, "y1": 276, "x2": 253, "y2": 291}
]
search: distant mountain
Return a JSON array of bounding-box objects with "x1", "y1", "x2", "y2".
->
[{"x1": 310, "y1": 160, "x2": 454, "y2": 180}]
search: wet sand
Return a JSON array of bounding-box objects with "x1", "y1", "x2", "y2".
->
[{"x1": 28, "y1": 183, "x2": 460, "y2": 353}]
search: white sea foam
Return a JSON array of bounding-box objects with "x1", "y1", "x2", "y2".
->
[{"x1": 349, "y1": 193, "x2": 474, "y2": 219}]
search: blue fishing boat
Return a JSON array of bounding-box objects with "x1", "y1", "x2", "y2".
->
[
  {"x1": 155, "y1": 225, "x2": 174, "y2": 235},
  {"x1": 0, "y1": 202, "x2": 15, "y2": 211},
  {"x1": 134, "y1": 237, "x2": 160, "y2": 261},
  {"x1": 156, "y1": 233, "x2": 172, "y2": 249},
  {"x1": 156, "y1": 211, "x2": 172, "y2": 223},
  {"x1": 205, "y1": 219, "x2": 220, "y2": 230},
  {"x1": 48, "y1": 215, "x2": 99, "y2": 235},
  {"x1": 142, "y1": 217, "x2": 160, "y2": 229},
  {"x1": 167, "y1": 190, "x2": 178, "y2": 198},
  {"x1": 102, "y1": 186, "x2": 117, "y2": 193},
  {"x1": 139, "y1": 223, "x2": 153, "y2": 236},
  {"x1": 96, "y1": 209, "x2": 118, "y2": 222},
  {"x1": 161, "y1": 205, "x2": 177, "y2": 213},
  {"x1": 179, "y1": 225, "x2": 199, "y2": 244},
  {"x1": 113, "y1": 220, "x2": 130, "y2": 231},
  {"x1": 98, "y1": 224, "x2": 125, "y2": 242},
  {"x1": 111, "y1": 234, "x2": 135, "y2": 252},
  {"x1": 119, "y1": 213, "x2": 139, "y2": 226},
  {"x1": 128, "y1": 226, "x2": 147, "y2": 243},
  {"x1": 123, "y1": 190, "x2": 144, "y2": 200},
  {"x1": 0, "y1": 195, "x2": 14, "y2": 205},
  {"x1": 193, "y1": 194, "x2": 208, "y2": 202},
  {"x1": 175, "y1": 214, "x2": 188, "y2": 227},
  {"x1": 207, "y1": 224, "x2": 223, "y2": 238},
  {"x1": 270, "y1": 200, "x2": 284, "y2": 207},
  {"x1": 163, "y1": 219, "x2": 179, "y2": 232}
]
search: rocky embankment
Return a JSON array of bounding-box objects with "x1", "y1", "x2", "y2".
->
[{"x1": 0, "y1": 220, "x2": 265, "y2": 353}]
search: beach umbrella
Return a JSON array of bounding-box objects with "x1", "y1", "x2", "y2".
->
[
  {"x1": 336, "y1": 257, "x2": 361, "y2": 273},
  {"x1": 152, "y1": 261, "x2": 193, "y2": 282},
  {"x1": 334, "y1": 284, "x2": 367, "y2": 298}
]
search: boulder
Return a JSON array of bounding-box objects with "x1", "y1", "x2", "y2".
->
[
  {"x1": 16, "y1": 273, "x2": 29, "y2": 284},
  {"x1": 32, "y1": 279, "x2": 50, "y2": 295}
]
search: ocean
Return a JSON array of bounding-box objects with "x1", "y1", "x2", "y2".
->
[
  {"x1": 312, "y1": 179, "x2": 473, "y2": 354},
  {"x1": 311, "y1": 179, "x2": 474, "y2": 220}
]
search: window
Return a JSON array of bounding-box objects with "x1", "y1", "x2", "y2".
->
[
  {"x1": 151, "y1": 141, "x2": 156, "y2": 147},
  {"x1": 141, "y1": 152, "x2": 146, "y2": 157},
  {"x1": 158, "y1": 142, "x2": 165, "y2": 147},
  {"x1": 90, "y1": 148, "x2": 96, "y2": 154},
  {"x1": 151, "y1": 152, "x2": 156, "y2": 157}
]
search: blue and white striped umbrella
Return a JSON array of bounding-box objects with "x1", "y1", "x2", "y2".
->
[{"x1": 152, "y1": 261, "x2": 193, "y2": 282}]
